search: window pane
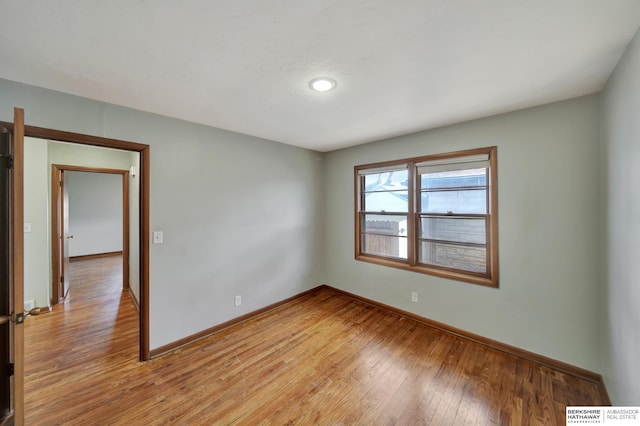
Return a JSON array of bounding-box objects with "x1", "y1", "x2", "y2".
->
[
  {"x1": 363, "y1": 235, "x2": 408, "y2": 259},
  {"x1": 420, "y1": 216, "x2": 486, "y2": 245},
  {"x1": 364, "y1": 190, "x2": 408, "y2": 212},
  {"x1": 364, "y1": 170, "x2": 408, "y2": 190},
  {"x1": 421, "y1": 189, "x2": 486, "y2": 214},
  {"x1": 362, "y1": 214, "x2": 408, "y2": 236},
  {"x1": 362, "y1": 214, "x2": 408, "y2": 259},
  {"x1": 420, "y1": 168, "x2": 486, "y2": 189},
  {"x1": 363, "y1": 170, "x2": 409, "y2": 212},
  {"x1": 419, "y1": 241, "x2": 486, "y2": 273},
  {"x1": 420, "y1": 167, "x2": 487, "y2": 214}
]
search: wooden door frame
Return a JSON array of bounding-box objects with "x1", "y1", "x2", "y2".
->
[
  {"x1": 0, "y1": 121, "x2": 150, "y2": 362},
  {"x1": 51, "y1": 165, "x2": 131, "y2": 304}
]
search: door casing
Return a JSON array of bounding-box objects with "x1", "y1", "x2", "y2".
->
[{"x1": 51, "y1": 165, "x2": 131, "y2": 304}]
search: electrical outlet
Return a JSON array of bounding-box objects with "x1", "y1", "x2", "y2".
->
[
  {"x1": 411, "y1": 291, "x2": 418, "y2": 303},
  {"x1": 234, "y1": 295, "x2": 241, "y2": 306}
]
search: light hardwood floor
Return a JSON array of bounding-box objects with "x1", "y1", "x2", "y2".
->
[{"x1": 24, "y1": 256, "x2": 606, "y2": 425}]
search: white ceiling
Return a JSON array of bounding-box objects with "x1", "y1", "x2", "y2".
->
[{"x1": 1, "y1": 1, "x2": 639, "y2": 152}]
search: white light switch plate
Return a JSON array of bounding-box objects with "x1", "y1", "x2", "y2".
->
[
  {"x1": 24, "y1": 223, "x2": 32, "y2": 233},
  {"x1": 153, "y1": 231, "x2": 164, "y2": 244}
]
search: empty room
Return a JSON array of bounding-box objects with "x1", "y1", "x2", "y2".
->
[{"x1": 1, "y1": 1, "x2": 640, "y2": 425}]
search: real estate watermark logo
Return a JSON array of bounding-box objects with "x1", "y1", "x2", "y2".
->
[{"x1": 566, "y1": 407, "x2": 640, "y2": 425}]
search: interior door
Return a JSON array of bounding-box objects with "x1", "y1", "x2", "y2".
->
[
  {"x1": 0, "y1": 108, "x2": 25, "y2": 425},
  {"x1": 61, "y1": 171, "x2": 71, "y2": 299}
]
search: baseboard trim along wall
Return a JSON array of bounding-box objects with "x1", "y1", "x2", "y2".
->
[
  {"x1": 35, "y1": 306, "x2": 50, "y2": 314},
  {"x1": 128, "y1": 288, "x2": 140, "y2": 312},
  {"x1": 148, "y1": 284, "x2": 611, "y2": 405}
]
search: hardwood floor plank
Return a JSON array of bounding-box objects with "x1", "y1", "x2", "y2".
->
[{"x1": 24, "y1": 257, "x2": 607, "y2": 424}]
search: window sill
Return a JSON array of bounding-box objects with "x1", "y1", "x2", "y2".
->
[{"x1": 355, "y1": 254, "x2": 499, "y2": 288}]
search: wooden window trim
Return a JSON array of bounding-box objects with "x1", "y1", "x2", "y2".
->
[{"x1": 355, "y1": 146, "x2": 499, "y2": 288}]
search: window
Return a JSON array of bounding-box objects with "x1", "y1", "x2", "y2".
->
[{"x1": 355, "y1": 147, "x2": 498, "y2": 287}]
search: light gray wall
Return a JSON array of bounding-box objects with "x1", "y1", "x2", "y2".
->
[
  {"x1": 1, "y1": 78, "x2": 326, "y2": 350},
  {"x1": 66, "y1": 171, "x2": 123, "y2": 257},
  {"x1": 129, "y1": 152, "x2": 141, "y2": 303},
  {"x1": 48, "y1": 140, "x2": 132, "y2": 170},
  {"x1": 325, "y1": 95, "x2": 602, "y2": 371},
  {"x1": 23, "y1": 137, "x2": 49, "y2": 308},
  {"x1": 600, "y1": 29, "x2": 640, "y2": 405}
]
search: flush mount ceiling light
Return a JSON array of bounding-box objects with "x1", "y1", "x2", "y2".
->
[{"x1": 309, "y1": 77, "x2": 337, "y2": 92}]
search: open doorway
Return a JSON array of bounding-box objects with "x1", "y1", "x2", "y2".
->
[
  {"x1": 51, "y1": 165, "x2": 131, "y2": 305},
  {"x1": 16, "y1": 125, "x2": 150, "y2": 361}
]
